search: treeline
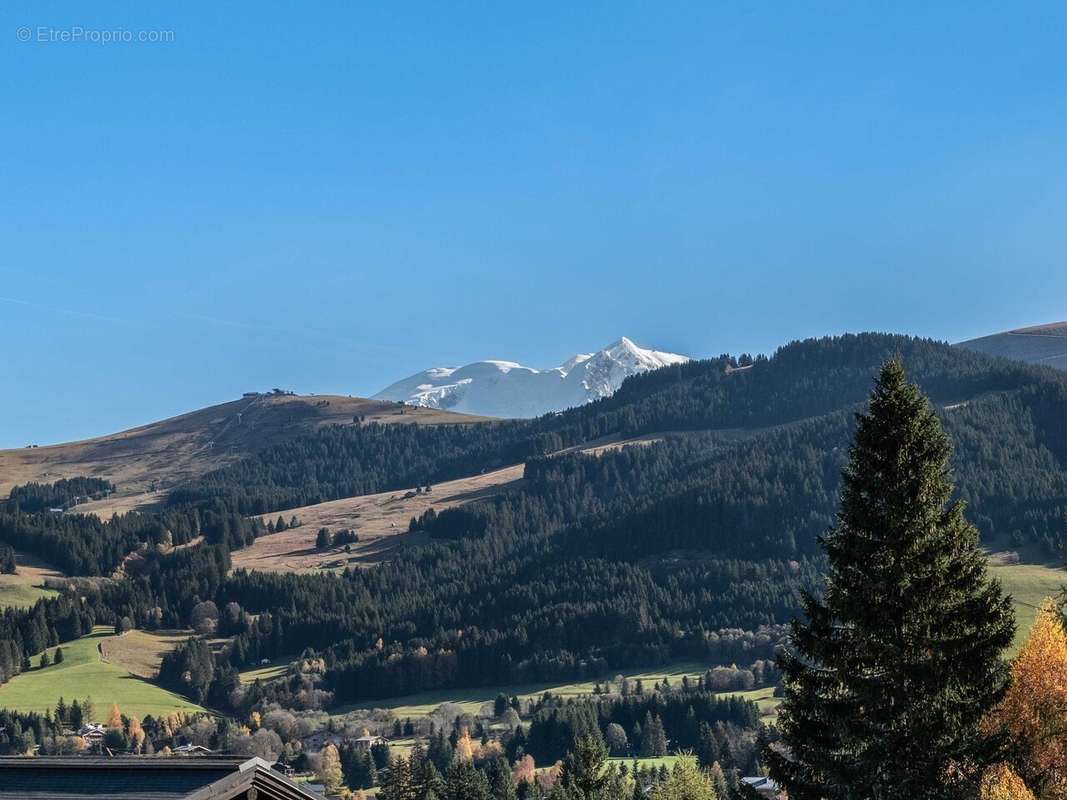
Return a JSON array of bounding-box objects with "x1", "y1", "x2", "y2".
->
[
  {"x1": 206, "y1": 554, "x2": 795, "y2": 707},
  {"x1": 5, "y1": 477, "x2": 114, "y2": 513},
  {"x1": 518, "y1": 690, "x2": 762, "y2": 768},
  {"x1": 0, "y1": 542, "x2": 233, "y2": 687},
  {"x1": 0, "y1": 501, "x2": 260, "y2": 577},
  {"x1": 0, "y1": 597, "x2": 96, "y2": 684}
]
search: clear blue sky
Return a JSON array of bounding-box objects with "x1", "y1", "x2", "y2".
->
[{"x1": 3, "y1": 2, "x2": 1067, "y2": 447}]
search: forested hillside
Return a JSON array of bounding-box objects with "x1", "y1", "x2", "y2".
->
[{"x1": 4, "y1": 333, "x2": 1067, "y2": 709}]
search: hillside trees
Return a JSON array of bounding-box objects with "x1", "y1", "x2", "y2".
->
[
  {"x1": 5, "y1": 477, "x2": 114, "y2": 513},
  {"x1": 768, "y1": 360, "x2": 1015, "y2": 800}
]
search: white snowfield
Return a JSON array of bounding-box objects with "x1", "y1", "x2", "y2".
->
[{"x1": 373, "y1": 337, "x2": 690, "y2": 419}]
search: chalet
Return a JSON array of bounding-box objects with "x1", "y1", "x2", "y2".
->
[
  {"x1": 77, "y1": 723, "x2": 106, "y2": 743},
  {"x1": 352, "y1": 734, "x2": 387, "y2": 749},
  {"x1": 742, "y1": 775, "x2": 784, "y2": 798},
  {"x1": 300, "y1": 730, "x2": 343, "y2": 751},
  {"x1": 0, "y1": 755, "x2": 321, "y2": 800},
  {"x1": 174, "y1": 743, "x2": 215, "y2": 756}
]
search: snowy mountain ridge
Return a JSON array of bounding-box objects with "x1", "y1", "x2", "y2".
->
[{"x1": 373, "y1": 337, "x2": 690, "y2": 418}]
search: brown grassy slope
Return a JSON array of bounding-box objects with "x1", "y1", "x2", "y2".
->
[
  {"x1": 231, "y1": 432, "x2": 675, "y2": 574},
  {"x1": 98, "y1": 629, "x2": 195, "y2": 679},
  {"x1": 233, "y1": 463, "x2": 526, "y2": 573},
  {"x1": 0, "y1": 551, "x2": 65, "y2": 609},
  {"x1": 0, "y1": 394, "x2": 486, "y2": 517}
]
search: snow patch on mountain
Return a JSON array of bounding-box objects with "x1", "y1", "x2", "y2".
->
[{"x1": 373, "y1": 337, "x2": 690, "y2": 418}]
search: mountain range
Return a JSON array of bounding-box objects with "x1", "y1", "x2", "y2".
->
[{"x1": 372, "y1": 336, "x2": 690, "y2": 418}]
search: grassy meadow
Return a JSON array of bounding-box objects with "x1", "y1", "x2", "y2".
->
[
  {"x1": 0, "y1": 552, "x2": 62, "y2": 610},
  {"x1": 989, "y1": 558, "x2": 1066, "y2": 654},
  {"x1": 0, "y1": 626, "x2": 206, "y2": 719},
  {"x1": 239, "y1": 657, "x2": 291, "y2": 684}
]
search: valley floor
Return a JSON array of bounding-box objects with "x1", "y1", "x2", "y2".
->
[{"x1": 325, "y1": 662, "x2": 780, "y2": 720}]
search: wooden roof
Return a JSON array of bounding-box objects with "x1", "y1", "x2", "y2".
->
[{"x1": 0, "y1": 756, "x2": 321, "y2": 800}]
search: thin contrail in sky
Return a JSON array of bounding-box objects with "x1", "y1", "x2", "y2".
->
[
  {"x1": 0, "y1": 294, "x2": 126, "y2": 324},
  {"x1": 182, "y1": 313, "x2": 407, "y2": 355},
  {"x1": 0, "y1": 295, "x2": 405, "y2": 356}
]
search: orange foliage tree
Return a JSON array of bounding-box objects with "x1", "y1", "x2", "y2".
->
[
  {"x1": 512, "y1": 754, "x2": 536, "y2": 787},
  {"x1": 105, "y1": 704, "x2": 122, "y2": 729},
  {"x1": 985, "y1": 599, "x2": 1067, "y2": 799}
]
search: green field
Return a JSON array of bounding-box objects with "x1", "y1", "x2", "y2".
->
[
  {"x1": 335, "y1": 663, "x2": 779, "y2": 719},
  {"x1": 989, "y1": 559, "x2": 1065, "y2": 653},
  {"x1": 0, "y1": 575, "x2": 57, "y2": 610},
  {"x1": 0, "y1": 553, "x2": 62, "y2": 610},
  {"x1": 0, "y1": 626, "x2": 207, "y2": 719},
  {"x1": 239, "y1": 657, "x2": 291, "y2": 684}
]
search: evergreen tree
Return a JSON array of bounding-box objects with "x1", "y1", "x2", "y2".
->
[
  {"x1": 559, "y1": 736, "x2": 608, "y2": 799},
  {"x1": 443, "y1": 761, "x2": 490, "y2": 800},
  {"x1": 415, "y1": 757, "x2": 445, "y2": 800},
  {"x1": 640, "y1": 713, "x2": 668, "y2": 757},
  {"x1": 380, "y1": 755, "x2": 418, "y2": 800},
  {"x1": 768, "y1": 359, "x2": 1015, "y2": 800},
  {"x1": 487, "y1": 757, "x2": 517, "y2": 800},
  {"x1": 428, "y1": 729, "x2": 453, "y2": 772},
  {"x1": 648, "y1": 754, "x2": 717, "y2": 800},
  {"x1": 54, "y1": 647, "x2": 64, "y2": 664}
]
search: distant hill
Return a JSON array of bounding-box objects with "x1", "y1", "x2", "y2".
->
[
  {"x1": 0, "y1": 392, "x2": 482, "y2": 512},
  {"x1": 956, "y1": 321, "x2": 1067, "y2": 370},
  {"x1": 374, "y1": 336, "x2": 690, "y2": 418}
]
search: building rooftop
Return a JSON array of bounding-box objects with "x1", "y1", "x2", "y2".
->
[{"x1": 0, "y1": 755, "x2": 320, "y2": 800}]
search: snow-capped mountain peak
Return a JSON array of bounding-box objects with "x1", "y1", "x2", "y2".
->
[{"x1": 373, "y1": 338, "x2": 690, "y2": 418}]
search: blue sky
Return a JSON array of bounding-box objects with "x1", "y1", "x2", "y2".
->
[{"x1": 3, "y1": 2, "x2": 1067, "y2": 446}]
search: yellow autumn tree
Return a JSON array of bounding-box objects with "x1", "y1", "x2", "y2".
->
[
  {"x1": 454, "y1": 728, "x2": 475, "y2": 763},
  {"x1": 319, "y1": 743, "x2": 343, "y2": 795},
  {"x1": 981, "y1": 764, "x2": 1037, "y2": 800},
  {"x1": 106, "y1": 704, "x2": 123, "y2": 729},
  {"x1": 985, "y1": 599, "x2": 1067, "y2": 799}
]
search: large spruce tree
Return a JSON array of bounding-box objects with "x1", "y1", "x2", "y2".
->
[{"x1": 767, "y1": 359, "x2": 1015, "y2": 800}]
